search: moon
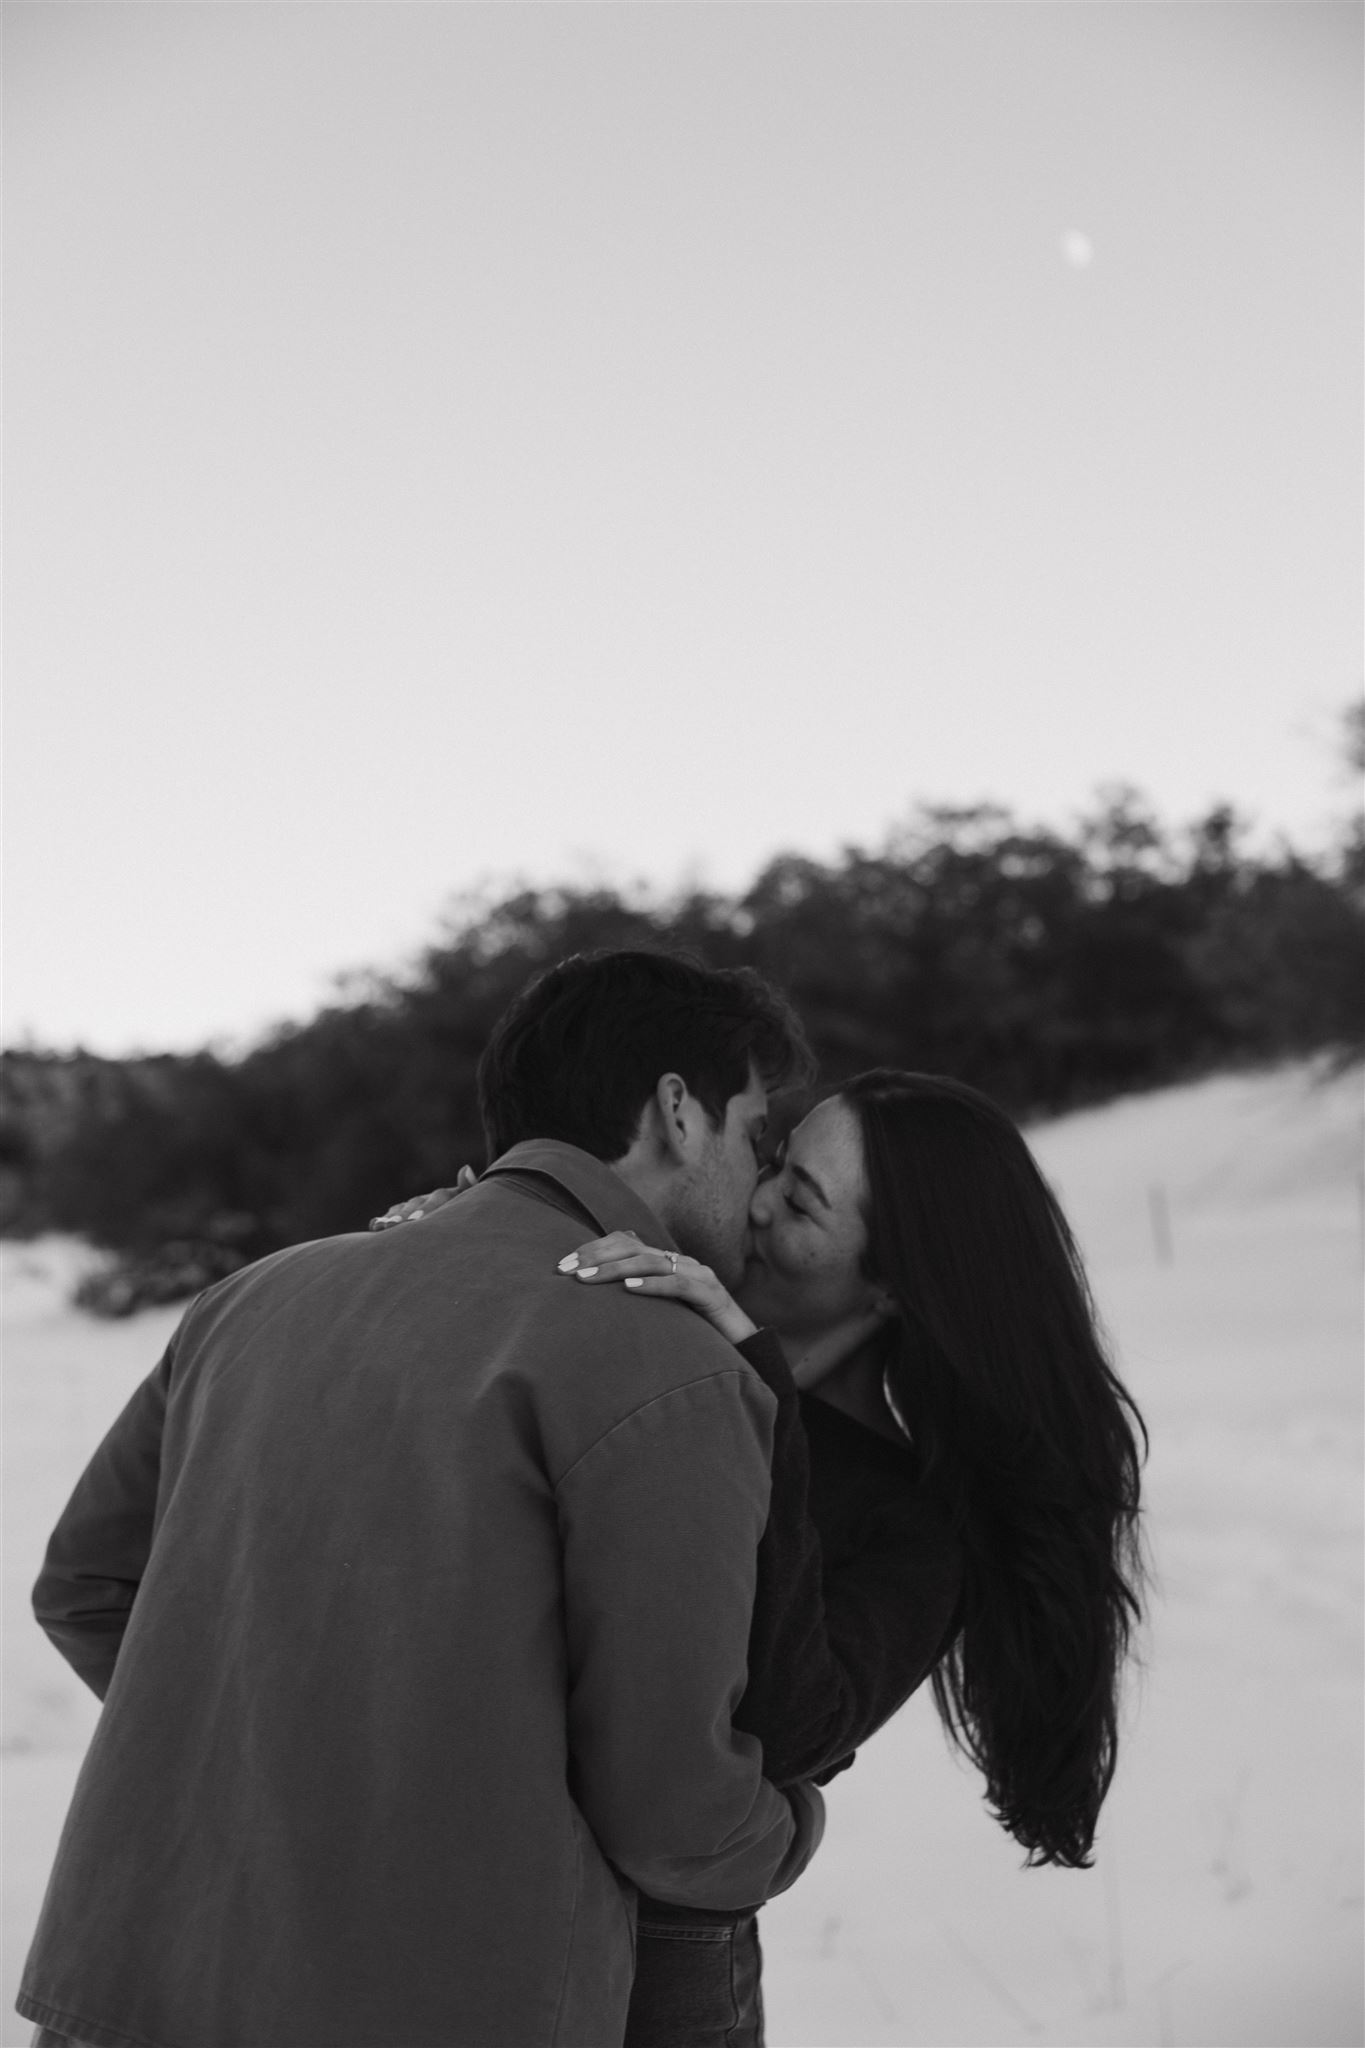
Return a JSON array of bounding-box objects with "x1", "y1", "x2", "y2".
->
[{"x1": 1061, "y1": 230, "x2": 1094, "y2": 268}]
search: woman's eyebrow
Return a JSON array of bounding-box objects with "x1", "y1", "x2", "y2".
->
[{"x1": 789, "y1": 1161, "x2": 832, "y2": 1210}]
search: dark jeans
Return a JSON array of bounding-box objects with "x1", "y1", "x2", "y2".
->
[{"x1": 624, "y1": 1910, "x2": 765, "y2": 2048}]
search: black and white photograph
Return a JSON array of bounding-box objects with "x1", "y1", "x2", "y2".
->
[{"x1": 3, "y1": 5, "x2": 1361, "y2": 2045}]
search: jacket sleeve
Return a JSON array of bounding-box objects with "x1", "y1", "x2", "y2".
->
[
  {"x1": 553, "y1": 1365, "x2": 825, "y2": 1910},
  {"x1": 732, "y1": 1329, "x2": 963, "y2": 1788},
  {"x1": 31, "y1": 1339, "x2": 175, "y2": 1699}
]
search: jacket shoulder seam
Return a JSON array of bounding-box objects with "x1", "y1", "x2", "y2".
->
[{"x1": 552, "y1": 1368, "x2": 770, "y2": 1492}]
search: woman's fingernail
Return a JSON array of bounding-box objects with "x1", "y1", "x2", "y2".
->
[
  {"x1": 558, "y1": 1254, "x2": 579, "y2": 1273},
  {"x1": 624, "y1": 1278, "x2": 644, "y2": 1289},
  {"x1": 574, "y1": 1266, "x2": 598, "y2": 1279}
]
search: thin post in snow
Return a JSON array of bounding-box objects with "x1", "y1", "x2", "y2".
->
[{"x1": 1148, "y1": 1181, "x2": 1173, "y2": 1265}]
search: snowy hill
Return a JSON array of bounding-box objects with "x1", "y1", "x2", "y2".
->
[{"x1": 3, "y1": 1059, "x2": 1361, "y2": 2046}]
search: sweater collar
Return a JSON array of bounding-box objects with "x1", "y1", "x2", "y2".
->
[{"x1": 480, "y1": 1139, "x2": 680, "y2": 1254}]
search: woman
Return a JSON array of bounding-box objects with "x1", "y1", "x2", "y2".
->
[{"x1": 375, "y1": 1069, "x2": 1148, "y2": 2047}]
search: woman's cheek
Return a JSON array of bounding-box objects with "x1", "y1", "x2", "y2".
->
[
  {"x1": 773, "y1": 1222, "x2": 818, "y2": 1279},
  {"x1": 769, "y1": 1220, "x2": 801, "y2": 1275}
]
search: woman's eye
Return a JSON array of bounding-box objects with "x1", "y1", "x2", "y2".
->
[{"x1": 784, "y1": 1195, "x2": 806, "y2": 1218}]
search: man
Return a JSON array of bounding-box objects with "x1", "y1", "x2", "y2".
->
[{"x1": 19, "y1": 950, "x2": 823, "y2": 2048}]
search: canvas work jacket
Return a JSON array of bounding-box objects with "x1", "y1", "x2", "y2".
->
[{"x1": 19, "y1": 1142, "x2": 824, "y2": 2048}]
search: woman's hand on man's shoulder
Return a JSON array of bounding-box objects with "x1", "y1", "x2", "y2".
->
[
  {"x1": 369, "y1": 1166, "x2": 478, "y2": 1230},
  {"x1": 556, "y1": 1231, "x2": 759, "y2": 1348}
]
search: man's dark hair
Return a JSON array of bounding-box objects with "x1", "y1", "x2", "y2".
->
[{"x1": 477, "y1": 949, "x2": 815, "y2": 1162}]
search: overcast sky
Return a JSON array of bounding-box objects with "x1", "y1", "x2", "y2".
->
[{"x1": 5, "y1": 2, "x2": 1360, "y2": 1055}]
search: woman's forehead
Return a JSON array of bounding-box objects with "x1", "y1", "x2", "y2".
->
[{"x1": 789, "y1": 1096, "x2": 865, "y2": 1188}]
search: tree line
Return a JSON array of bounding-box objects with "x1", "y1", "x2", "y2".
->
[{"x1": 3, "y1": 778, "x2": 1361, "y2": 1302}]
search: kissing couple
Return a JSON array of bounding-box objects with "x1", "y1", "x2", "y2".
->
[{"x1": 20, "y1": 948, "x2": 1146, "y2": 2048}]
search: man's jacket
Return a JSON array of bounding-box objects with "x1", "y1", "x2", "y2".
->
[{"x1": 18, "y1": 1141, "x2": 824, "y2": 2048}]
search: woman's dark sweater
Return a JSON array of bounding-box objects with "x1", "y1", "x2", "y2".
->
[{"x1": 636, "y1": 1328, "x2": 964, "y2": 1922}]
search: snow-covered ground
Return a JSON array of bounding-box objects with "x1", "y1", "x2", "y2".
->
[{"x1": 3, "y1": 1061, "x2": 1361, "y2": 2047}]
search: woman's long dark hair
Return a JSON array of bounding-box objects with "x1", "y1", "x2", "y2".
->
[{"x1": 842, "y1": 1069, "x2": 1148, "y2": 1870}]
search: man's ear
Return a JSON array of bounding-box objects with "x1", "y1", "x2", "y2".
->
[{"x1": 650, "y1": 1073, "x2": 693, "y2": 1163}]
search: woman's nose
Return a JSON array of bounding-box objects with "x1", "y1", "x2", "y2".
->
[{"x1": 749, "y1": 1176, "x2": 774, "y2": 1228}]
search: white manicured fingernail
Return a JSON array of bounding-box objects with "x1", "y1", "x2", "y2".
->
[
  {"x1": 558, "y1": 1254, "x2": 579, "y2": 1273},
  {"x1": 624, "y1": 1278, "x2": 644, "y2": 1289},
  {"x1": 574, "y1": 1266, "x2": 598, "y2": 1279}
]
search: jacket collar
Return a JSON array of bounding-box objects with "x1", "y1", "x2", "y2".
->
[{"x1": 480, "y1": 1139, "x2": 679, "y2": 1253}]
